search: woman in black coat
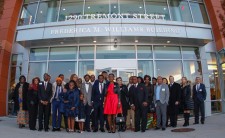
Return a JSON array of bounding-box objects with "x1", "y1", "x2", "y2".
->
[
  {"x1": 13, "y1": 75, "x2": 29, "y2": 128},
  {"x1": 181, "y1": 77, "x2": 194, "y2": 127},
  {"x1": 116, "y1": 77, "x2": 129, "y2": 132},
  {"x1": 27, "y1": 77, "x2": 40, "y2": 130}
]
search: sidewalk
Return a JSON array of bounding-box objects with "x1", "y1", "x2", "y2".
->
[{"x1": 0, "y1": 114, "x2": 225, "y2": 138}]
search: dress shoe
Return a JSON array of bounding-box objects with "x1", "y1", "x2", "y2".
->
[
  {"x1": 86, "y1": 129, "x2": 91, "y2": 132},
  {"x1": 134, "y1": 129, "x2": 140, "y2": 132},
  {"x1": 162, "y1": 128, "x2": 166, "y2": 131},
  {"x1": 201, "y1": 121, "x2": 204, "y2": 124},
  {"x1": 193, "y1": 122, "x2": 199, "y2": 125},
  {"x1": 52, "y1": 128, "x2": 57, "y2": 132},
  {"x1": 141, "y1": 130, "x2": 145, "y2": 132},
  {"x1": 45, "y1": 129, "x2": 48, "y2": 132},
  {"x1": 100, "y1": 129, "x2": 105, "y2": 132},
  {"x1": 93, "y1": 129, "x2": 98, "y2": 132},
  {"x1": 38, "y1": 129, "x2": 43, "y2": 131},
  {"x1": 155, "y1": 127, "x2": 160, "y2": 130},
  {"x1": 30, "y1": 128, "x2": 37, "y2": 131}
]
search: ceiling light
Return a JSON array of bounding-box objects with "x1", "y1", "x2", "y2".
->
[
  {"x1": 114, "y1": 6, "x2": 117, "y2": 8},
  {"x1": 63, "y1": 8, "x2": 66, "y2": 11},
  {"x1": 164, "y1": 46, "x2": 167, "y2": 47},
  {"x1": 40, "y1": 11, "x2": 43, "y2": 14},
  {"x1": 164, "y1": 7, "x2": 167, "y2": 10},
  {"x1": 93, "y1": 40, "x2": 96, "y2": 43},
  {"x1": 88, "y1": 6, "x2": 90, "y2": 9},
  {"x1": 135, "y1": 40, "x2": 138, "y2": 43},
  {"x1": 60, "y1": 41, "x2": 64, "y2": 45},
  {"x1": 167, "y1": 41, "x2": 170, "y2": 43},
  {"x1": 139, "y1": 6, "x2": 142, "y2": 9}
]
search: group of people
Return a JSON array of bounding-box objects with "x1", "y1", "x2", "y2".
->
[{"x1": 12, "y1": 71, "x2": 207, "y2": 133}]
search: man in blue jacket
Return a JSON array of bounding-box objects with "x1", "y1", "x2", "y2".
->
[{"x1": 193, "y1": 77, "x2": 207, "y2": 124}]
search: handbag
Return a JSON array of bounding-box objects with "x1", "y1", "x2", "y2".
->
[
  {"x1": 116, "y1": 113, "x2": 125, "y2": 125},
  {"x1": 149, "y1": 101, "x2": 156, "y2": 113}
]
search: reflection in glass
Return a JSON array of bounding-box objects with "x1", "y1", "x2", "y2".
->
[
  {"x1": 28, "y1": 62, "x2": 47, "y2": 82},
  {"x1": 190, "y1": 2, "x2": 209, "y2": 24},
  {"x1": 84, "y1": 0, "x2": 109, "y2": 15},
  {"x1": 49, "y1": 47, "x2": 77, "y2": 60},
  {"x1": 110, "y1": 0, "x2": 119, "y2": 14},
  {"x1": 169, "y1": 0, "x2": 192, "y2": 22},
  {"x1": 96, "y1": 45, "x2": 135, "y2": 59},
  {"x1": 48, "y1": 61, "x2": 76, "y2": 83},
  {"x1": 206, "y1": 53, "x2": 217, "y2": 64},
  {"x1": 59, "y1": 0, "x2": 83, "y2": 21},
  {"x1": 11, "y1": 54, "x2": 23, "y2": 66},
  {"x1": 79, "y1": 61, "x2": 94, "y2": 78},
  {"x1": 183, "y1": 61, "x2": 202, "y2": 85},
  {"x1": 19, "y1": 3, "x2": 38, "y2": 25},
  {"x1": 30, "y1": 48, "x2": 48, "y2": 61},
  {"x1": 10, "y1": 67, "x2": 22, "y2": 87},
  {"x1": 211, "y1": 101, "x2": 222, "y2": 113},
  {"x1": 182, "y1": 47, "x2": 200, "y2": 60},
  {"x1": 138, "y1": 60, "x2": 154, "y2": 78},
  {"x1": 154, "y1": 46, "x2": 181, "y2": 59},
  {"x1": 155, "y1": 60, "x2": 182, "y2": 82},
  {"x1": 137, "y1": 46, "x2": 153, "y2": 59},
  {"x1": 120, "y1": 0, "x2": 144, "y2": 15},
  {"x1": 145, "y1": 0, "x2": 170, "y2": 20},
  {"x1": 36, "y1": 1, "x2": 60, "y2": 23},
  {"x1": 79, "y1": 46, "x2": 94, "y2": 59}
]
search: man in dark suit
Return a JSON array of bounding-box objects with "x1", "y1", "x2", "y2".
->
[
  {"x1": 92, "y1": 75, "x2": 105, "y2": 132},
  {"x1": 38, "y1": 73, "x2": 53, "y2": 132},
  {"x1": 193, "y1": 77, "x2": 207, "y2": 124},
  {"x1": 130, "y1": 76, "x2": 148, "y2": 132},
  {"x1": 168, "y1": 76, "x2": 181, "y2": 127}
]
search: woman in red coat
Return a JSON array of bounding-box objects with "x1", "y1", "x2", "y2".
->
[{"x1": 104, "y1": 73, "x2": 121, "y2": 133}]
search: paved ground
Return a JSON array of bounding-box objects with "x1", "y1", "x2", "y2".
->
[{"x1": 0, "y1": 114, "x2": 225, "y2": 138}]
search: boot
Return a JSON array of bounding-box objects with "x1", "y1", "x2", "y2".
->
[
  {"x1": 186, "y1": 113, "x2": 190, "y2": 126},
  {"x1": 183, "y1": 113, "x2": 188, "y2": 127}
]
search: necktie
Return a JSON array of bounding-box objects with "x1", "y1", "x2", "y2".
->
[
  {"x1": 100, "y1": 83, "x2": 103, "y2": 94},
  {"x1": 44, "y1": 82, "x2": 47, "y2": 90},
  {"x1": 197, "y1": 84, "x2": 200, "y2": 91},
  {"x1": 56, "y1": 86, "x2": 60, "y2": 99}
]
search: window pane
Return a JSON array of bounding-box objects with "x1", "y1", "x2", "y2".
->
[
  {"x1": 169, "y1": 0, "x2": 193, "y2": 22},
  {"x1": 145, "y1": 0, "x2": 170, "y2": 20},
  {"x1": 206, "y1": 53, "x2": 217, "y2": 64},
  {"x1": 36, "y1": 1, "x2": 60, "y2": 23},
  {"x1": 190, "y1": 2, "x2": 209, "y2": 24},
  {"x1": 79, "y1": 46, "x2": 94, "y2": 59},
  {"x1": 24, "y1": 0, "x2": 39, "y2": 4},
  {"x1": 182, "y1": 47, "x2": 200, "y2": 60},
  {"x1": 11, "y1": 54, "x2": 23, "y2": 66},
  {"x1": 137, "y1": 46, "x2": 153, "y2": 59},
  {"x1": 28, "y1": 62, "x2": 47, "y2": 82},
  {"x1": 96, "y1": 45, "x2": 135, "y2": 59},
  {"x1": 49, "y1": 47, "x2": 77, "y2": 60},
  {"x1": 84, "y1": 0, "x2": 109, "y2": 15},
  {"x1": 183, "y1": 61, "x2": 202, "y2": 85},
  {"x1": 79, "y1": 61, "x2": 94, "y2": 78},
  {"x1": 138, "y1": 60, "x2": 154, "y2": 78},
  {"x1": 10, "y1": 67, "x2": 22, "y2": 87},
  {"x1": 30, "y1": 48, "x2": 48, "y2": 61},
  {"x1": 120, "y1": 0, "x2": 144, "y2": 15},
  {"x1": 155, "y1": 60, "x2": 182, "y2": 82},
  {"x1": 211, "y1": 101, "x2": 222, "y2": 113},
  {"x1": 48, "y1": 61, "x2": 76, "y2": 83},
  {"x1": 19, "y1": 3, "x2": 38, "y2": 25},
  {"x1": 59, "y1": 0, "x2": 83, "y2": 21},
  {"x1": 154, "y1": 46, "x2": 181, "y2": 59},
  {"x1": 110, "y1": 0, "x2": 119, "y2": 14}
]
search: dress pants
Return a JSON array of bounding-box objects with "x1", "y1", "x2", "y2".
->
[
  {"x1": 38, "y1": 103, "x2": 50, "y2": 130},
  {"x1": 194, "y1": 100, "x2": 205, "y2": 123},
  {"x1": 168, "y1": 104, "x2": 179, "y2": 126},
  {"x1": 156, "y1": 101, "x2": 167, "y2": 128},
  {"x1": 134, "y1": 104, "x2": 148, "y2": 131},
  {"x1": 28, "y1": 103, "x2": 38, "y2": 129},
  {"x1": 126, "y1": 109, "x2": 135, "y2": 129},
  {"x1": 93, "y1": 103, "x2": 104, "y2": 130},
  {"x1": 85, "y1": 104, "x2": 92, "y2": 131},
  {"x1": 52, "y1": 100, "x2": 62, "y2": 129}
]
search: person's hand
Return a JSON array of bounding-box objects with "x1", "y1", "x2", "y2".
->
[
  {"x1": 131, "y1": 105, "x2": 135, "y2": 110},
  {"x1": 175, "y1": 101, "x2": 179, "y2": 105},
  {"x1": 143, "y1": 102, "x2": 148, "y2": 107},
  {"x1": 64, "y1": 100, "x2": 69, "y2": 103},
  {"x1": 71, "y1": 107, "x2": 75, "y2": 110}
]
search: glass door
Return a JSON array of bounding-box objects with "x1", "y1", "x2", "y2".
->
[{"x1": 117, "y1": 69, "x2": 136, "y2": 84}]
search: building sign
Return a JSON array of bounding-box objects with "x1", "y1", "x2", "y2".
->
[
  {"x1": 50, "y1": 26, "x2": 181, "y2": 35},
  {"x1": 65, "y1": 13, "x2": 166, "y2": 20}
]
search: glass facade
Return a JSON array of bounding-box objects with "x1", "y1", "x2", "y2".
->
[
  {"x1": 28, "y1": 45, "x2": 202, "y2": 84},
  {"x1": 19, "y1": 0, "x2": 209, "y2": 25}
]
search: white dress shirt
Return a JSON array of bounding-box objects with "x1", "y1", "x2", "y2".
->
[
  {"x1": 85, "y1": 82, "x2": 89, "y2": 93},
  {"x1": 99, "y1": 83, "x2": 104, "y2": 94}
]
